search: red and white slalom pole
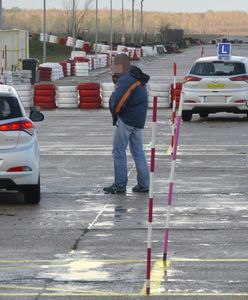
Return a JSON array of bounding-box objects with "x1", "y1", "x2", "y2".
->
[
  {"x1": 146, "y1": 96, "x2": 157, "y2": 295},
  {"x1": 170, "y1": 62, "x2": 177, "y2": 154},
  {"x1": 163, "y1": 90, "x2": 185, "y2": 263}
]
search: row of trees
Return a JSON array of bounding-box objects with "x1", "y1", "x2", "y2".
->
[{"x1": 3, "y1": 6, "x2": 248, "y2": 41}]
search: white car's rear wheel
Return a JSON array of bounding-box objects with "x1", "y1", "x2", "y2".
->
[
  {"x1": 182, "y1": 111, "x2": 192, "y2": 122},
  {"x1": 24, "y1": 178, "x2": 40, "y2": 204}
]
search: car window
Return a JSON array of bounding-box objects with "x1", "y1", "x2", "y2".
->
[
  {"x1": 190, "y1": 62, "x2": 246, "y2": 76},
  {"x1": 0, "y1": 97, "x2": 22, "y2": 120}
]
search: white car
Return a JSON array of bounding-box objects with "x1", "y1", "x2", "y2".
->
[
  {"x1": 182, "y1": 56, "x2": 248, "y2": 121},
  {"x1": 0, "y1": 85, "x2": 44, "y2": 204}
]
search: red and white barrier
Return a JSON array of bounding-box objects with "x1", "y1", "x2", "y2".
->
[
  {"x1": 78, "y1": 82, "x2": 101, "y2": 109},
  {"x1": 33, "y1": 83, "x2": 56, "y2": 109},
  {"x1": 56, "y1": 85, "x2": 78, "y2": 108}
]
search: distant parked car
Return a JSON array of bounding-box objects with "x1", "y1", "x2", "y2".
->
[
  {"x1": 182, "y1": 56, "x2": 248, "y2": 121},
  {"x1": 0, "y1": 85, "x2": 44, "y2": 204}
]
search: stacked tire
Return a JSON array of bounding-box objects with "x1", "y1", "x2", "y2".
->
[
  {"x1": 33, "y1": 83, "x2": 56, "y2": 109},
  {"x1": 170, "y1": 82, "x2": 183, "y2": 108},
  {"x1": 56, "y1": 86, "x2": 78, "y2": 108},
  {"x1": 39, "y1": 67, "x2": 52, "y2": 81},
  {"x1": 75, "y1": 62, "x2": 89, "y2": 77},
  {"x1": 60, "y1": 61, "x2": 68, "y2": 77},
  {"x1": 15, "y1": 84, "x2": 33, "y2": 109},
  {"x1": 148, "y1": 83, "x2": 170, "y2": 108},
  {"x1": 67, "y1": 60, "x2": 76, "y2": 76},
  {"x1": 101, "y1": 83, "x2": 114, "y2": 108},
  {"x1": 78, "y1": 82, "x2": 101, "y2": 109}
]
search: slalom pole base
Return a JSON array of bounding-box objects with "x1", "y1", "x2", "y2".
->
[
  {"x1": 163, "y1": 253, "x2": 168, "y2": 267},
  {"x1": 163, "y1": 259, "x2": 169, "y2": 267},
  {"x1": 146, "y1": 287, "x2": 150, "y2": 295}
]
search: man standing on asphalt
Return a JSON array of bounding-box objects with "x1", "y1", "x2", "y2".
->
[{"x1": 103, "y1": 54, "x2": 150, "y2": 194}]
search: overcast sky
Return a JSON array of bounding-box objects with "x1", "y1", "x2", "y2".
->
[{"x1": 3, "y1": 0, "x2": 248, "y2": 12}]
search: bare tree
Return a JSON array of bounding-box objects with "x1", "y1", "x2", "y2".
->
[{"x1": 63, "y1": 0, "x2": 94, "y2": 37}]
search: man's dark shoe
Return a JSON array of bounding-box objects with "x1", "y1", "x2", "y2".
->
[
  {"x1": 132, "y1": 185, "x2": 149, "y2": 193},
  {"x1": 103, "y1": 184, "x2": 126, "y2": 194}
]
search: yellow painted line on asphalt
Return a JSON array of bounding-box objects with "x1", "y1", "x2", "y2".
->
[
  {"x1": 0, "y1": 258, "x2": 146, "y2": 265},
  {"x1": 2, "y1": 258, "x2": 248, "y2": 297},
  {"x1": 140, "y1": 259, "x2": 170, "y2": 295},
  {"x1": 171, "y1": 258, "x2": 248, "y2": 263},
  {"x1": 166, "y1": 145, "x2": 172, "y2": 155},
  {"x1": 1, "y1": 292, "x2": 248, "y2": 297}
]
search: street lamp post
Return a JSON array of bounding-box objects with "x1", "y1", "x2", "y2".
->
[
  {"x1": 110, "y1": 0, "x2": 112, "y2": 50},
  {"x1": 140, "y1": 0, "x2": 144, "y2": 45},
  {"x1": 72, "y1": 0, "x2": 76, "y2": 51},
  {"x1": 43, "y1": 0, "x2": 46, "y2": 63},
  {"x1": 131, "y1": 0, "x2": 135, "y2": 44},
  {"x1": 121, "y1": 0, "x2": 125, "y2": 44},
  {"x1": 95, "y1": 0, "x2": 98, "y2": 56},
  {"x1": 0, "y1": 0, "x2": 2, "y2": 29}
]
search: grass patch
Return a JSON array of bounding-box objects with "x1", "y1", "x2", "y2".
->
[{"x1": 29, "y1": 39, "x2": 72, "y2": 63}]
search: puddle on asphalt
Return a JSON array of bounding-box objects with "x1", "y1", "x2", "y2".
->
[{"x1": 40, "y1": 260, "x2": 110, "y2": 281}]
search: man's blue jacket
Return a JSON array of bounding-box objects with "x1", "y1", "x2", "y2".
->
[{"x1": 110, "y1": 66, "x2": 150, "y2": 129}]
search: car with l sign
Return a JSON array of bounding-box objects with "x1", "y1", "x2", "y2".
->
[
  {"x1": 0, "y1": 85, "x2": 44, "y2": 204},
  {"x1": 182, "y1": 56, "x2": 248, "y2": 121}
]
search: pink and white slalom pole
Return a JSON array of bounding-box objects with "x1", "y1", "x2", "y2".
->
[
  {"x1": 163, "y1": 90, "x2": 185, "y2": 263},
  {"x1": 146, "y1": 96, "x2": 157, "y2": 295},
  {"x1": 170, "y1": 62, "x2": 177, "y2": 154}
]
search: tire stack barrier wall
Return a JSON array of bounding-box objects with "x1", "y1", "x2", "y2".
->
[
  {"x1": 93, "y1": 43, "x2": 102, "y2": 53},
  {"x1": 39, "y1": 67, "x2": 52, "y2": 81},
  {"x1": 49, "y1": 35, "x2": 57, "y2": 43},
  {"x1": 96, "y1": 54, "x2": 108, "y2": 68},
  {"x1": 60, "y1": 62, "x2": 68, "y2": 77},
  {"x1": 129, "y1": 48, "x2": 141, "y2": 61},
  {"x1": 148, "y1": 83, "x2": 170, "y2": 108},
  {"x1": 101, "y1": 45, "x2": 110, "y2": 52},
  {"x1": 170, "y1": 82, "x2": 183, "y2": 108},
  {"x1": 75, "y1": 62, "x2": 89, "y2": 77},
  {"x1": 82, "y1": 42, "x2": 91, "y2": 52},
  {"x1": 101, "y1": 83, "x2": 114, "y2": 108},
  {"x1": 14, "y1": 84, "x2": 33, "y2": 109},
  {"x1": 75, "y1": 39, "x2": 84, "y2": 49},
  {"x1": 56, "y1": 86, "x2": 78, "y2": 108},
  {"x1": 33, "y1": 83, "x2": 56, "y2": 109},
  {"x1": 58, "y1": 37, "x2": 66, "y2": 45},
  {"x1": 67, "y1": 63, "x2": 71, "y2": 76},
  {"x1": 71, "y1": 51, "x2": 86, "y2": 59},
  {"x1": 66, "y1": 36, "x2": 75, "y2": 47},
  {"x1": 87, "y1": 56, "x2": 96, "y2": 70},
  {"x1": 39, "y1": 63, "x2": 63, "y2": 81},
  {"x1": 78, "y1": 82, "x2": 101, "y2": 109},
  {"x1": 141, "y1": 46, "x2": 155, "y2": 57},
  {"x1": 67, "y1": 60, "x2": 76, "y2": 76}
]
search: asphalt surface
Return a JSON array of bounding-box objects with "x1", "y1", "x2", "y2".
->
[{"x1": 0, "y1": 44, "x2": 248, "y2": 299}]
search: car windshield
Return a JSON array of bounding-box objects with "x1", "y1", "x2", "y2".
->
[
  {"x1": 190, "y1": 61, "x2": 246, "y2": 76},
  {"x1": 0, "y1": 97, "x2": 22, "y2": 120}
]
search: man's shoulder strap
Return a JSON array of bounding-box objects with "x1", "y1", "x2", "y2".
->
[{"x1": 115, "y1": 80, "x2": 141, "y2": 114}]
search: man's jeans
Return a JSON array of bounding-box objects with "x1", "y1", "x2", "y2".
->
[{"x1": 112, "y1": 118, "x2": 149, "y2": 188}]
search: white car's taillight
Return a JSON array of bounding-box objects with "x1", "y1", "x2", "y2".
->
[
  {"x1": 183, "y1": 76, "x2": 202, "y2": 83},
  {"x1": 0, "y1": 119, "x2": 35, "y2": 135},
  {"x1": 7, "y1": 166, "x2": 32, "y2": 172},
  {"x1": 230, "y1": 75, "x2": 248, "y2": 82}
]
